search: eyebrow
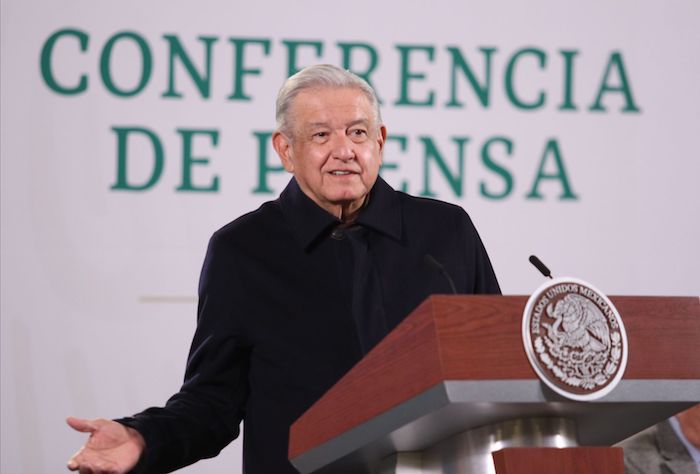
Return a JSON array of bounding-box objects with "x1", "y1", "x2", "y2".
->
[
  {"x1": 346, "y1": 119, "x2": 371, "y2": 128},
  {"x1": 307, "y1": 119, "x2": 371, "y2": 129}
]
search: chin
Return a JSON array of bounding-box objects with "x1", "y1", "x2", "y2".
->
[
  {"x1": 330, "y1": 191, "x2": 366, "y2": 204},
  {"x1": 325, "y1": 185, "x2": 366, "y2": 200}
]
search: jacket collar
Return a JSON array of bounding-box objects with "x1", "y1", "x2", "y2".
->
[{"x1": 278, "y1": 177, "x2": 402, "y2": 250}]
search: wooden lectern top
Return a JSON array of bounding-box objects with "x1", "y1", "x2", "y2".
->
[{"x1": 289, "y1": 295, "x2": 700, "y2": 473}]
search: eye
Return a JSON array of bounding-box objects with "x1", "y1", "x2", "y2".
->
[
  {"x1": 349, "y1": 128, "x2": 368, "y2": 141},
  {"x1": 311, "y1": 131, "x2": 329, "y2": 142}
]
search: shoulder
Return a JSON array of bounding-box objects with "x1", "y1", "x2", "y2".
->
[
  {"x1": 396, "y1": 191, "x2": 479, "y2": 237},
  {"x1": 198, "y1": 200, "x2": 285, "y2": 285},
  {"x1": 396, "y1": 191, "x2": 472, "y2": 224},
  {"x1": 210, "y1": 199, "x2": 284, "y2": 245},
  {"x1": 397, "y1": 191, "x2": 464, "y2": 213},
  {"x1": 200, "y1": 200, "x2": 290, "y2": 268}
]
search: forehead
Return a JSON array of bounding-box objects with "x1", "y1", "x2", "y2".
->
[{"x1": 290, "y1": 86, "x2": 375, "y2": 126}]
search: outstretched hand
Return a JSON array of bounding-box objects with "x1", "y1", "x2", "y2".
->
[{"x1": 66, "y1": 417, "x2": 145, "y2": 473}]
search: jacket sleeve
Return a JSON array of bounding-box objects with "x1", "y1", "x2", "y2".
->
[{"x1": 118, "y1": 230, "x2": 250, "y2": 473}]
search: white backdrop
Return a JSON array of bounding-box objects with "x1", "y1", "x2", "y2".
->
[{"x1": 2, "y1": 1, "x2": 699, "y2": 473}]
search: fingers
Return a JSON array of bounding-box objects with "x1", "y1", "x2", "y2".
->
[
  {"x1": 66, "y1": 418, "x2": 102, "y2": 472},
  {"x1": 67, "y1": 446, "x2": 84, "y2": 471},
  {"x1": 66, "y1": 416, "x2": 98, "y2": 434},
  {"x1": 67, "y1": 449, "x2": 120, "y2": 474},
  {"x1": 65, "y1": 417, "x2": 138, "y2": 474},
  {"x1": 67, "y1": 455, "x2": 79, "y2": 471}
]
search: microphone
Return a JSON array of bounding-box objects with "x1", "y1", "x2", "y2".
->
[
  {"x1": 529, "y1": 255, "x2": 553, "y2": 279},
  {"x1": 424, "y1": 254, "x2": 457, "y2": 294}
]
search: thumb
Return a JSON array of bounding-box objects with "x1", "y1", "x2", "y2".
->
[{"x1": 66, "y1": 416, "x2": 98, "y2": 434}]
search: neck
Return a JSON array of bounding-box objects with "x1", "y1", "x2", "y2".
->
[
  {"x1": 337, "y1": 195, "x2": 369, "y2": 223},
  {"x1": 339, "y1": 205, "x2": 360, "y2": 224}
]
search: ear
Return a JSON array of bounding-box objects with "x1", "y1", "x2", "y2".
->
[
  {"x1": 377, "y1": 125, "x2": 388, "y2": 157},
  {"x1": 272, "y1": 131, "x2": 294, "y2": 173}
]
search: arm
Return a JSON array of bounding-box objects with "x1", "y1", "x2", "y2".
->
[
  {"x1": 117, "y1": 230, "x2": 251, "y2": 472},
  {"x1": 67, "y1": 230, "x2": 250, "y2": 473}
]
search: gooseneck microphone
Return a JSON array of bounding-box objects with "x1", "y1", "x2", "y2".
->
[
  {"x1": 529, "y1": 255, "x2": 553, "y2": 279},
  {"x1": 423, "y1": 254, "x2": 458, "y2": 294}
]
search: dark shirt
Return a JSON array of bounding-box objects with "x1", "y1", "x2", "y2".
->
[{"x1": 119, "y1": 177, "x2": 500, "y2": 473}]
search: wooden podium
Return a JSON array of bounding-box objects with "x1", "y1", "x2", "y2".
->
[{"x1": 289, "y1": 295, "x2": 700, "y2": 474}]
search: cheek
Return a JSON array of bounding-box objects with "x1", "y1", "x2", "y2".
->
[
  {"x1": 305, "y1": 148, "x2": 330, "y2": 170},
  {"x1": 360, "y1": 149, "x2": 382, "y2": 173}
]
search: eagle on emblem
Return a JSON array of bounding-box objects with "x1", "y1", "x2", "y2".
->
[{"x1": 543, "y1": 294, "x2": 610, "y2": 353}]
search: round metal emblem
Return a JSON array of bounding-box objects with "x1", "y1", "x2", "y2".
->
[{"x1": 522, "y1": 277, "x2": 628, "y2": 400}]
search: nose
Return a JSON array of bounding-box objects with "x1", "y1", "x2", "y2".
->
[{"x1": 330, "y1": 133, "x2": 355, "y2": 161}]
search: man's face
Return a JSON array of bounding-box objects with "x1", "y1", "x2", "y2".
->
[{"x1": 273, "y1": 86, "x2": 386, "y2": 220}]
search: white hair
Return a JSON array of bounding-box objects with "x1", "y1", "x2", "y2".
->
[{"x1": 275, "y1": 64, "x2": 382, "y2": 135}]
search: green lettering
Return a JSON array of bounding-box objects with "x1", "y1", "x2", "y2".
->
[
  {"x1": 162, "y1": 35, "x2": 218, "y2": 99},
  {"x1": 40, "y1": 28, "x2": 89, "y2": 95},
  {"x1": 526, "y1": 138, "x2": 578, "y2": 200},
  {"x1": 382, "y1": 135, "x2": 408, "y2": 192},
  {"x1": 337, "y1": 41, "x2": 381, "y2": 102},
  {"x1": 176, "y1": 129, "x2": 220, "y2": 192},
  {"x1": 558, "y1": 50, "x2": 579, "y2": 111},
  {"x1": 480, "y1": 136, "x2": 514, "y2": 199},
  {"x1": 111, "y1": 126, "x2": 163, "y2": 191},
  {"x1": 505, "y1": 48, "x2": 547, "y2": 110},
  {"x1": 100, "y1": 32, "x2": 152, "y2": 97},
  {"x1": 395, "y1": 45, "x2": 435, "y2": 106},
  {"x1": 420, "y1": 136, "x2": 468, "y2": 197},
  {"x1": 282, "y1": 40, "x2": 323, "y2": 76},
  {"x1": 589, "y1": 51, "x2": 641, "y2": 112},
  {"x1": 227, "y1": 38, "x2": 271, "y2": 101},
  {"x1": 445, "y1": 46, "x2": 496, "y2": 108},
  {"x1": 252, "y1": 131, "x2": 285, "y2": 194}
]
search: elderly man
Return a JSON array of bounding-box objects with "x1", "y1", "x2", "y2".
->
[{"x1": 67, "y1": 64, "x2": 500, "y2": 473}]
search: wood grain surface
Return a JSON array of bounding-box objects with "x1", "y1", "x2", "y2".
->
[
  {"x1": 492, "y1": 447, "x2": 624, "y2": 474},
  {"x1": 289, "y1": 295, "x2": 700, "y2": 459}
]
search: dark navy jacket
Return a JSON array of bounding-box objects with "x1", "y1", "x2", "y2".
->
[{"x1": 120, "y1": 177, "x2": 500, "y2": 473}]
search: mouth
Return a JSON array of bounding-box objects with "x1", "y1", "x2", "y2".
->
[{"x1": 329, "y1": 170, "x2": 356, "y2": 176}]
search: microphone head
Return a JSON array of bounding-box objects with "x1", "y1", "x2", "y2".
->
[{"x1": 529, "y1": 255, "x2": 552, "y2": 278}]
